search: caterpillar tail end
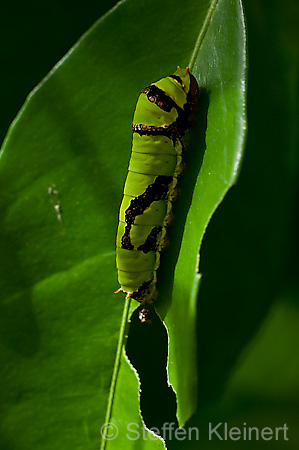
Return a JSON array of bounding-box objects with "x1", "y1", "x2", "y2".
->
[{"x1": 114, "y1": 288, "x2": 154, "y2": 324}]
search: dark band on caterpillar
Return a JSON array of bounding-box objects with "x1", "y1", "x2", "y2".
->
[
  {"x1": 121, "y1": 176, "x2": 172, "y2": 250},
  {"x1": 131, "y1": 279, "x2": 154, "y2": 302},
  {"x1": 169, "y1": 74, "x2": 183, "y2": 85},
  {"x1": 132, "y1": 114, "x2": 189, "y2": 139},
  {"x1": 137, "y1": 226, "x2": 163, "y2": 253},
  {"x1": 124, "y1": 175, "x2": 173, "y2": 225},
  {"x1": 141, "y1": 85, "x2": 184, "y2": 114}
]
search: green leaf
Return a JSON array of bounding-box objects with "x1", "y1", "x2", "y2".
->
[
  {"x1": 0, "y1": 0, "x2": 247, "y2": 449},
  {"x1": 161, "y1": 0, "x2": 247, "y2": 426}
]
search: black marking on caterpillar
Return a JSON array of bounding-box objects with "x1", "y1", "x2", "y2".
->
[
  {"x1": 121, "y1": 175, "x2": 172, "y2": 251},
  {"x1": 169, "y1": 74, "x2": 183, "y2": 85},
  {"x1": 121, "y1": 224, "x2": 134, "y2": 250},
  {"x1": 137, "y1": 226, "x2": 163, "y2": 253},
  {"x1": 132, "y1": 114, "x2": 189, "y2": 140},
  {"x1": 124, "y1": 175, "x2": 173, "y2": 226},
  {"x1": 131, "y1": 279, "x2": 155, "y2": 302},
  {"x1": 141, "y1": 85, "x2": 184, "y2": 114}
]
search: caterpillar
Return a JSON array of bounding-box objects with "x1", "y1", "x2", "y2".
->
[{"x1": 115, "y1": 67, "x2": 198, "y2": 315}]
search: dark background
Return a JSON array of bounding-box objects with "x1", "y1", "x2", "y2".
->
[{"x1": 0, "y1": 1, "x2": 117, "y2": 146}]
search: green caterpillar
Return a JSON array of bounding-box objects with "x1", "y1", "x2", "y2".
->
[{"x1": 116, "y1": 67, "x2": 198, "y2": 312}]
